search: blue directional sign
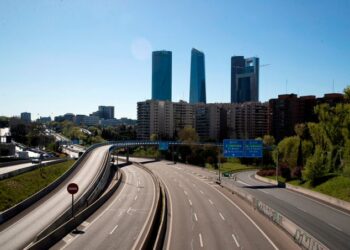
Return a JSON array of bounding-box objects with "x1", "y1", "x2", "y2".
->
[
  {"x1": 159, "y1": 142, "x2": 169, "y2": 151},
  {"x1": 223, "y1": 139, "x2": 262, "y2": 158}
]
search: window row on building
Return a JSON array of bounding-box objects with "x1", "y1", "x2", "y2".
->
[{"x1": 137, "y1": 100, "x2": 269, "y2": 141}]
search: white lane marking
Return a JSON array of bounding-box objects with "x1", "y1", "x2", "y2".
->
[
  {"x1": 199, "y1": 233, "x2": 204, "y2": 248},
  {"x1": 60, "y1": 167, "x2": 130, "y2": 249},
  {"x1": 219, "y1": 212, "x2": 225, "y2": 221},
  {"x1": 109, "y1": 224, "x2": 119, "y2": 234},
  {"x1": 127, "y1": 207, "x2": 132, "y2": 215},
  {"x1": 161, "y1": 176, "x2": 173, "y2": 250},
  {"x1": 329, "y1": 223, "x2": 343, "y2": 232},
  {"x1": 210, "y1": 187, "x2": 279, "y2": 250},
  {"x1": 237, "y1": 180, "x2": 250, "y2": 186},
  {"x1": 131, "y1": 164, "x2": 157, "y2": 250},
  {"x1": 283, "y1": 188, "x2": 350, "y2": 217},
  {"x1": 81, "y1": 221, "x2": 90, "y2": 227},
  {"x1": 232, "y1": 234, "x2": 240, "y2": 248},
  {"x1": 184, "y1": 190, "x2": 188, "y2": 196},
  {"x1": 208, "y1": 199, "x2": 214, "y2": 205},
  {"x1": 189, "y1": 199, "x2": 193, "y2": 206},
  {"x1": 194, "y1": 213, "x2": 198, "y2": 221},
  {"x1": 62, "y1": 234, "x2": 73, "y2": 243},
  {"x1": 200, "y1": 190, "x2": 204, "y2": 194},
  {"x1": 134, "y1": 195, "x2": 138, "y2": 201},
  {"x1": 137, "y1": 187, "x2": 140, "y2": 192}
]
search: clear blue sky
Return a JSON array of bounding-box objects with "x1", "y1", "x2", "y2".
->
[{"x1": 0, "y1": 0, "x2": 349, "y2": 119}]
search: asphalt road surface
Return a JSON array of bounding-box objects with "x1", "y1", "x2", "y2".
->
[
  {"x1": 0, "y1": 159, "x2": 60, "y2": 176},
  {"x1": 0, "y1": 145, "x2": 111, "y2": 250},
  {"x1": 231, "y1": 170, "x2": 350, "y2": 250},
  {"x1": 145, "y1": 161, "x2": 298, "y2": 250},
  {"x1": 53, "y1": 164, "x2": 156, "y2": 250}
]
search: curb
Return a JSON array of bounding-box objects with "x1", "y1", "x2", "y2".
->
[
  {"x1": 255, "y1": 174, "x2": 350, "y2": 213},
  {"x1": 218, "y1": 180, "x2": 329, "y2": 250},
  {"x1": 133, "y1": 162, "x2": 167, "y2": 250},
  {"x1": 27, "y1": 169, "x2": 124, "y2": 250}
]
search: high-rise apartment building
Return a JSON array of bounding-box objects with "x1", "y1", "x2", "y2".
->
[
  {"x1": 20, "y1": 112, "x2": 31, "y2": 123},
  {"x1": 152, "y1": 51, "x2": 172, "y2": 101},
  {"x1": 226, "y1": 102, "x2": 268, "y2": 139},
  {"x1": 190, "y1": 48, "x2": 206, "y2": 104},
  {"x1": 231, "y1": 56, "x2": 259, "y2": 103}
]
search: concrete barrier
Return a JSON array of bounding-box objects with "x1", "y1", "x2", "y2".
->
[
  {"x1": 0, "y1": 143, "x2": 104, "y2": 225},
  {"x1": 255, "y1": 174, "x2": 350, "y2": 212},
  {"x1": 0, "y1": 159, "x2": 67, "y2": 181},
  {"x1": 219, "y1": 180, "x2": 329, "y2": 250},
  {"x1": 0, "y1": 154, "x2": 89, "y2": 224},
  {"x1": 27, "y1": 169, "x2": 124, "y2": 250},
  {"x1": 34, "y1": 148, "x2": 112, "y2": 241},
  {"x1": 133, "y1": 162, "x2": 167, "y2": 250}
]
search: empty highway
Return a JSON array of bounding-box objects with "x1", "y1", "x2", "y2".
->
[
  {"x1": 54, "y1": 164, "x2": 156, "y2": 250},
  {"x1": 0, "y1": 145, "x2": 111, "y2": 250},
  {"x1": 231, "y1": 171, "x2": 350, "y2": 250},
  {"x1": 145, "y1": 161, "x2": 298, "y2": 250}
]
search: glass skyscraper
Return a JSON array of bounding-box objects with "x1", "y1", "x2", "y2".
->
[
  {"x1": 231, "y1": 56, "x2": 259, "y2": 103},
  {"x1": 152, "y1": 50, "x2": 172, "y2": 101},
  {"x1": 190, "y1": 48, "x2": 206, "y2": 104}
]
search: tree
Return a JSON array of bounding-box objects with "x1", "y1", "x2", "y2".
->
[
  {"x1": 344, "y1": 85, "x2": 350, "y2": 101},
  {"x1": 178, "y1": 126, "x2": 199, "y2": 143},
  {"x1": 263, "y1": 135, "x2": 275, "y2": 146}
]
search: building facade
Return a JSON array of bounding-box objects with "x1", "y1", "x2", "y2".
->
[
  {"x1": 190, "y1": 48, "x2": 206, "y2": 104},
  {"x1": 20, "y1": 112, "x2": 31, "y2": 123},
  {"x1": 231, "y1": 56, "x2": 259, "y2": 103},
  {"x1": 268, "y1": 93, "x2": 344, "y2": 141},
  {"x1": 226, "y1": 102, "x2": 268, "y2": 139},
  {"x1": 152, "y1": 51, "x2": 172, "y2": 101}
]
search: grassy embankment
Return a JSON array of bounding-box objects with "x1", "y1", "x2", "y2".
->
[
  {"x1": 0, "y1": 160, "x2": 75, "y2": 211},
  {"x1": 206, "y1": 159, "x2": 257, "y2": 174},
  {"x1": 264, "y1": 175, "x2": 350, "y2": 202}
]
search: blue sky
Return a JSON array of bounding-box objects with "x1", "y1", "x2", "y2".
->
[{"x1": 0, "y1": 0, "x2": 349, "y2": 119}]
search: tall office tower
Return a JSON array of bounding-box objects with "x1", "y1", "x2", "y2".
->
[
  {"x1": 20, "y1": 112, "x2": 31, "y2": 123},
  {"x1": 231, "y1": 56, "x2": 259, "y2": 103},
  {"x1": 152, "y1": 51, "x2": 172, "y2": 101},
  {"x1": 98, "y1": 106, "x2": 115, "y2": 119},
  {"x1": 189, "y1": 48, "x2": 206, "y2": 104}
]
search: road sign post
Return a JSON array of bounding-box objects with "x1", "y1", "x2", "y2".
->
[{"x1": 67, "y1": 183, "x2": 79, "y2": 232}]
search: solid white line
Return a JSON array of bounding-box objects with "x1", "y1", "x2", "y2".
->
[
  {"x1": 329, "y1": 223, "x2": 343, "y2": 232},
  {"x1": 60, "y1": 167, "x2": 130, "y2": 250},
  {"x1": 209, "y1": 199, "x2": 214, "y2": 205},
  {"x1": 162, "y1": 178, "x2": 173, "y2": 250},
  {"x1": 210, "y1": 187, "x2": 278, "y2": 250},
  {"x1": 109, "y1": 224, "x2": 119, "y2": 234},
  {"x1": 219, "y1": 212, "x2": 225, "y2": 221},
  {"x1": 184, "y1": 190, "x2": 188, "y2": 196},
  {"x1": 189, "y1": 199, "x2": 193, "y2": 206},
  {"x1": 131, "y1": 165, "x2": 157, "y2": 250},
  {"x1": 194, "y1": 213, "x2": 198, "y2": 221},
  {"x1": 134, "y1": 195, "x2": 138, "y2": 201},
  {"x1": 199, "y1": 233, "x2": 204, "y2": 248},
  {"x1": 232, "y1": 234, "x2": 240, "y2": 248},
  {"x1": 283, "y1": 188, "x2": 350, "y2": 216}
]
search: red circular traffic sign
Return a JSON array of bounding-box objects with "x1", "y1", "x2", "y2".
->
[{"x1": 67, "y1": 183, "x2": 79, "y2": 195}]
